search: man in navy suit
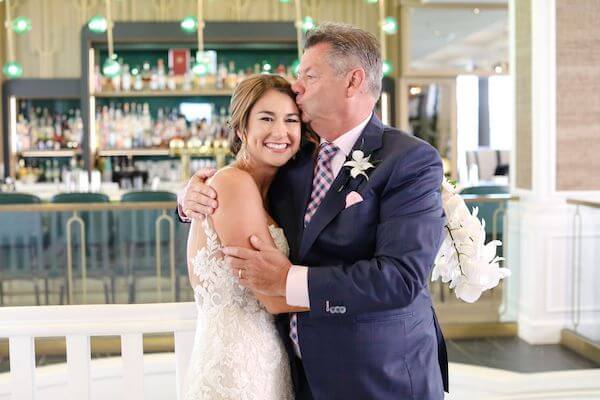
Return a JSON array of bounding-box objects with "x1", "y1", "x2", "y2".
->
[{"x1": 179, "y1": 22, "x2": 448, "y2": 400}]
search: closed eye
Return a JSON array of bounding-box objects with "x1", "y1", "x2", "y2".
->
[{"x1": 260, "y1": 117, "x2": 274, "y2": 122}]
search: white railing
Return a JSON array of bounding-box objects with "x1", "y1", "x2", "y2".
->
[{"x1": 0, "y1": 302, "x2": 197, "y2": 400}]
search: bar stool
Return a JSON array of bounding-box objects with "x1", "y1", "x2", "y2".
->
[
  {"x1": 49, "y1": 192, "x2": 112, "y2": 304},
  {"x1": 0, "y1": 192, "x2": 45, "y2": 305},
  {"x1": 118, "y1": 191, "x2": 179, "y2": 303}
]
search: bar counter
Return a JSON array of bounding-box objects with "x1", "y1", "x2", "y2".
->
[{"x1": 9, "y1": 181, "x2": 184, "y2": 203}]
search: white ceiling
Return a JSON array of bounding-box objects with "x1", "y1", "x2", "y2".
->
[{"x1": 408, "y1": 6, "x2": 508, "y2": 71}]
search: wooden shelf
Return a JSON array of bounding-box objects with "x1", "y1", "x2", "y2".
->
[
  {"x1": 92, "y1": 88, "x2": 234, "y2": 98},
  {"x1": 20, "y1": 150, "x2": 79, "y2": 158},
  {"x1": 97, "y1": 148, "x2": 171, "y2": 157}
]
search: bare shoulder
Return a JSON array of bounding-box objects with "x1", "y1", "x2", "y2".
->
[
  {"x1": 209, "y1": 167, "x2": 260, "y2": 200},
  {"x1": 207, "y1": 167, "x2": 271, "y2": 246},
  {"x1": 208, "y1": 167, "x2": 264, "y2": 219}
]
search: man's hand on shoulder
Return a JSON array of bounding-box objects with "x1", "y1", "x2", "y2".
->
[
  {"x1": 223, "y1": 235, "x2": 291, "y2": 297},
  {"x1": 177, "y1": 168, "x2": 219, "y2": 220}
]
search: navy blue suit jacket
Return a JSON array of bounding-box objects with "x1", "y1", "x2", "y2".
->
[{"x1": 268, "y1": 114, "x2": 449, "y2": 399}]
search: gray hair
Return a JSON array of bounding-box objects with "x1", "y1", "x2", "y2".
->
[{"x1": 304, "y1": 22, "x2": 383, "y2": 98}]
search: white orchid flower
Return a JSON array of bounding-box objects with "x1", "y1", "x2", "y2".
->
[
  {"x1": 432, "y1": 178, "x2": 511, "y2": 303},
  {"x1": 343, "y1": 150, "x2": 375, "y2": 180}
]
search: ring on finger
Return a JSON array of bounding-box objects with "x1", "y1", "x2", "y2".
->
[{"x1": 238, "y1": 269, "x2": 243, "y2": 279}]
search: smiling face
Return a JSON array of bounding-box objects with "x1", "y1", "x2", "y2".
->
[{"x1": 240, "y1": 89, "x2": 301, "y2": 169}]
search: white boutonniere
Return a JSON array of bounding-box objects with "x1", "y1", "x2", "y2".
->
[
  {"x1": 338, "y1": 150, "x2": 378, "y2": 192},
  {"x1": 343, "y1": 150, "x2": 375, "y2": 179}
]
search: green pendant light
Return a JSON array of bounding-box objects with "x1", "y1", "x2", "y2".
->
[
  {"x1": 192, "y1": 61, "x2": 208, "y2": 77},
  {"x1": 382, "y1": 17, "x2": 397, "y2": 35},
  {"x1": 382, "y1": 60, "x2": 393, "y2": 76},
  {"x1": 88, "y1": 15, "x2": 108, "y2": 34},
  {"x1": 102, "y1": 56, "x2": 121, "y2": 78},
  {"x1": 180, "y1": 16, "x2": 199, "y2": 33},
  {"x1": 11, "y1": 17, "x2": 32, "y2": 34},
  {"x1": 301, "y1": 16, "x2": 315, "y2": 32},
  {"x1": 192, "y1": 52, "x2": 210, "y2": 77},
  {"x1": 2, "y1": 61, "x2": 23, "y2": 78}
]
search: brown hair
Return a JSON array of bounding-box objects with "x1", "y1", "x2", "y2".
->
[
  {"x1": 305, "y1": 22, "x2": 382, "y2": 98},
  {"x1": 229, "y1": 74, "x2": 317, "y2": 155}
]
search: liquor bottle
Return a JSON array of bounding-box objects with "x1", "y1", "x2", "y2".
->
[
  {"x1": 150, "y1": 67, "x2": 159, "y2": 90},
  {"x1": 73, "y1": 109, "x2": 83, "y2": 147},
  {"x1": 157, "y1": 58, "x2": 167, "y2": 90},
  {"x1": 134, "y1": 73, "x2": 143, "y2": 91},
  {"x1": 122, "y1": 64, "x2": 132, "y2": 92},
  {"x1": 94, "y1": 101, "x2": 234, "y2": 152},
  {"x1": 44, "y1": 160, "x2": 52, "y2": 182},
  {"x1": 276, "y1": 64, "x2": 286, "y2": 76},
  {"x1": 142, "y1": 61, "x2": 152, "y2": 87},
  {"x1": 226, "y1": 61, "x2": 237, "y2": 89},
  {"x1": 94, "y1": 65, "x2": 103, "y2": 93},
  {"x1": 237, "y1": 69, "x2": 246, "y2": 84},
  {"x1": 52, "y1": 159, "x2": 60, "y2": 183},
  {"x1": 15, "y1": 114, "x2": 30, "y2": 152},
  {"x1": 167, "y1": 68, "x2": 177, "y2": 90},
  {"x1": 183, "y1": 66, "x2": 193, "y2": 91},
  {"x1": 216, "y1": 62, "x2": 227, "y2": 89}
]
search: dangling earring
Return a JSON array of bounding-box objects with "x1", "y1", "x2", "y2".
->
[{"x1": 238, "y1": 136, "x2": 250, "y2": 165}]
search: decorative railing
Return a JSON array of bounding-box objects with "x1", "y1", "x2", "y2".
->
[
  {"x1": 0, "y1": 201, "x2": 188, "y2": 306},
  {"x1": 0, "y1": 302, "x2": 197, "y2": 400}
]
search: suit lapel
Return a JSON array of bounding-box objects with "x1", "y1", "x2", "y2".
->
[
  {"x1": 299, "y1": 114, "x2": 384, "y2": 262},
  {"x1": 287, "y1": 144, "x2": 316, "y2": 261}
]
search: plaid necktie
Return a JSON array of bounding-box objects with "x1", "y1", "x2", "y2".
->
[
  {"x1": 304, "y1": 142, "x2": 340, "y2": 226},
  {"x1": 290, "y1": 142, "x2": 339, "y2": 358}
]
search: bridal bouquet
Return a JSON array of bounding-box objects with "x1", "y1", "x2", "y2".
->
[{"x1": 432, "y1": 179, "x2": 511, "y2": 303}]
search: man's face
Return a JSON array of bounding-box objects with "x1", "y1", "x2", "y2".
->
[{"x1": 291, "y1": 43, "x2": 348, "y2": 129}]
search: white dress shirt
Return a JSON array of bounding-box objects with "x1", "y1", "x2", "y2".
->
[{"x1": 286, "y1": 113, "x2": 372, "y2": 307}]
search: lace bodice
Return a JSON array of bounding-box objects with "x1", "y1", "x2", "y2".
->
[
  {"x1": 183, "y1": 218, "x2": 293, "y2": 400},
  {"x1": 191, "y1": 218, "x2": 290, "y2": 314}
]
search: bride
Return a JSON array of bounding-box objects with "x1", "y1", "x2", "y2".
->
[{"x1": 183, "y1": 74, "x2": 311, "y2": 399}]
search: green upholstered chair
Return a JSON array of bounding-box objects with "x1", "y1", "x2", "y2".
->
[
  {"x1": 0, "y1": 192, "x2": 45, "y2": 305},
  {"x1": 118, "y1": 191, "x2": 180, "y2": 303},
  {"x1": 49, "y1": 192, "x2": 113, "y2": 304}
]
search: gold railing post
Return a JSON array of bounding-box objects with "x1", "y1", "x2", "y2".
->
[
  {"x1": 492, "y1": 201, "x2": 506, "y2": 243},
  {"x1": 496, "y1": 202, "x2": 509, "y2": 317},
  {"x1": 155, "y1": 210, "x2": 176, "y2": 302},
  {"x1": 571, "y1": 205, "x2": 582, "y2": 331},
  {"x1": 66, "y1": 211, "x2": 87, "y2": 304}
]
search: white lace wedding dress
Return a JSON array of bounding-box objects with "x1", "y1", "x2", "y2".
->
[{"x1": 182, "y1": 218, "x2": 294, "y2": 400}]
